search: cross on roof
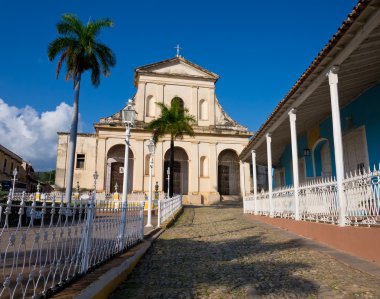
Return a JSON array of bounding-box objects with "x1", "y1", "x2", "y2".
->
[{"x1": 175, "y1": 44, "x2": 182, "y2": 57}]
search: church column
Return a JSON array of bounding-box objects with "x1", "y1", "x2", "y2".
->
[
  {"x1": 251, "y1": 150, "x2": 258, "y2": 215},
  {"x1": 240, "y1": 161, "x2": 246, "y2": 196},
  {"x1": 135, "y1": 82, "x2": 146, "y2": 122},
  {"x1": 266, "y1": 133, "x2": 274, "y2": 217},
  {"x1": 209, "y1": 88, "x2": 216, "y2": 126},
  {"x1": 158, "y1": 84, "x2": 165, "y2": 104},
  {"x1": 143, "y1": 82, "x2": 147, "y2": 123},
  {"x1": 289, "y1": 109, "x2": 300, "y2": 221},
  {"x1": 191, "y1": 87, "x2": 198, "y2": 123},
  {"x1": 189, "y1": 142, "x2": 199, "y2": 194},
  {"x1": 155, "y1": 141, "x2": 164, "y2": 192},
  {"x1": 134, "y1": 139, "x2": 144, "y2": 192},
  {"x1": 327, "y1": 66, "x2": 346, "y2": 227},
  {"x1": 209, "y1": 143, "x2": 218, "y2": 193},
  {"x1": 244, "y1": 162, "x2": 251, "y2": 195}
]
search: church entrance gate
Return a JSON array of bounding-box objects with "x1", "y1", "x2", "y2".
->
[{"x1": 218, "y1": 149, "x2": 240, "y2": 195}]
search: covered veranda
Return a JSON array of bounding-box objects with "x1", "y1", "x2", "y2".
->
[{"x1": 240, "y1": 1, "x2": 380, "y2": 227}]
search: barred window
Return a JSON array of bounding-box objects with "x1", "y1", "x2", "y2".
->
[{"x1": 76, "y1": 154, "x2": 85, "y2": 169}]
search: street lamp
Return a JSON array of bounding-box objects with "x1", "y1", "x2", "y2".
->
[
  {"x1": 11, "y1": 167, "x2": 17, "y2": 199},
  {"x1": 166, "y1": 167, "x2": 170, "y2": 198},
  {"x1": 119, "y1": 99, "x2": 137, "y2": 247},
  {"x1": 146, "y1": 138, "x2": 155, "y2": 227}
]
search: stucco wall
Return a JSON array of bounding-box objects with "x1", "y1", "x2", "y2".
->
[{"x1": 277, "y1": 83, "x2": 380, "y2": 188}]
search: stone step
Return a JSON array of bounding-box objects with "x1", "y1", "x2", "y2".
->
[{"x1": 221, "y1": 195, "x2": 242, "y2": 201}]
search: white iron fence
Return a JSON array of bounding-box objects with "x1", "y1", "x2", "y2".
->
[
  {"x1": 6, "y1": 191, "x2": 167, "y2": 202},
  {"x1": 244, "y1": 166, "x2": 380, "y2": 226},
  {"x1": 0, "y1": 192, "x2": 144, "y2": 298},
  {"x1": 157, "y1": 195, "x2": 182, "y2": 227}
]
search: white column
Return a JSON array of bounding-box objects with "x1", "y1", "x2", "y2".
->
[
  {"x1": 240, "y1": 161, "x2": 246, "y2": 197},
  {"x1": 327, "y1": 66, "x2": 346, "y2": 227},
  {"x1": 266, "y1": 133, "x2": 273, "y2": 217},
  {"x1": 288, "y1": 109, "x2": 300, "y2": 221},
  {"x1": 251, "y1": 150, "x2": 258, "y2": 215},
  {"x1": 146, "y1": 154, "x2": 153, "y2": 227}
]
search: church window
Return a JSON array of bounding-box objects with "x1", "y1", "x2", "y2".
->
[
  {"x1": 76, "y1": 154, "x2": 85, "y2": 169},
  {"x1": 146, "y1": 95, "x2": 156, "y2": 117},
  {"x1": 3, "y1": 159, "x2": 7, "y2": 173},
  {"x1": 171, "y1": 97, "x2": 184, "y2": 110},
  {"x1": 199, "y1": 99, "x2": 208, "y2": 120},
  {"x1": 200, "y1": 156, "x2": 208, "y2": 177}
]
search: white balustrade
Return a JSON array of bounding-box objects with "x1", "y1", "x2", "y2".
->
[
  {"x1": 0, "y1": 192, "x2": 144, "y2": 298},
  {"x1": 157, "y1": 195, "x2": 182, "y2": 227},
  {"x1": 243, "y1": 164, "x2": 380, "y2": 227}
]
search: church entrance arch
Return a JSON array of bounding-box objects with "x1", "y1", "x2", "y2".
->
[
  {"x1": 163, "y1": 147, "x2": 188, "y2": 195},
  {"x1": 218, "y1": 149, "x2": 240, "y2": 195},
  {"x1": 106, "y1": 144, "x2": 134, "y2": 194}
]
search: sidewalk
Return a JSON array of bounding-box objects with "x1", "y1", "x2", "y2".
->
[{"x1": 244, "y1": 214, "x2": 380, "y2": 267}]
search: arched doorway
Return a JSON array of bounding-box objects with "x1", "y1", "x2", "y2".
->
[
  {"x1": 218, "y1": 149, "x2": 240, "y2": 195},
  {"x1": 163, "y1": 147, "x2": 188, "y2": 195},
  {"x1": 106, "y1": 145, "x2": 134, "y2": 193}
]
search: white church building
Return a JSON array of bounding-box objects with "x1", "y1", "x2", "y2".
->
[{"x1": 55, "y1": 56, "x2": 252, "y2": 204}]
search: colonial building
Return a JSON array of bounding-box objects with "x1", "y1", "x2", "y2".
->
[
  {"x1": 55, "y1": 56, "x2": 252, "y2": 203},
  {"x1": 0, "y1": 144, "x2": 38, "y2": 192}
]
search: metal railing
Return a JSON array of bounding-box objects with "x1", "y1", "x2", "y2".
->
[
  {"x1": 243, "y1": 165, "x2": 380, "y2": 226},
  {"x1": 157, "y1": 195, "x2": 182, "y2": 227},
  {"x1": 6, "y1": 191, "x2": 168, "y2": 203},
  {"x1": 0, "y1": 192, "x2": 144, "y2": 298}
]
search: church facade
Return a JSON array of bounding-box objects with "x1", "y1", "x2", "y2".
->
[{"x1": 55, "y1": 56, "x2": 252, "y2": 204}]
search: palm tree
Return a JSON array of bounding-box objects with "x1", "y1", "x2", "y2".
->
[
  {"x1": 48, "y1": 14, "x2": 116, "y2": 203},
  {"x1": 148, "y1": 98, "x2": 196, "y2": 197}
]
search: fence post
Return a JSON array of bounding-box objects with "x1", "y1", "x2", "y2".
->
[
  {"x1": 81, "y1": 192, "x2": 95, "y2": 274},
  {"x1": 157, "y1": 199, "x2": 161, "y2": 228},
  {"x1": 140, "y1": 202, "x2": 144, "y2": 240}
]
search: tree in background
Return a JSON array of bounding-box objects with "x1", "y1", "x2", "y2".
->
[{"x1": 148, "y1": 98, "x2": 196, "y2": 197}]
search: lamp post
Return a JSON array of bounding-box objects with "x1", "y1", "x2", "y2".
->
[
  {"x1": 119, "y1": 100, "x2": 137, "y2": 247},
  {"x1": 166, "y1": 167, "x2": 170, "y2": 198},
  {"x1": 146, "y1": 138, "x2": 155, "y2": 227},
  {"x1": 11, "y1": 167, "x2": 17, "y2": 199}
]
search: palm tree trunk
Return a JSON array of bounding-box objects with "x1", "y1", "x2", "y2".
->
[
  {"x1": 65, "y1": 76, "x2": 81, "y2": 204},
  {"x1": 169, "y1": 138, "x2": 174, "y2": 197}
]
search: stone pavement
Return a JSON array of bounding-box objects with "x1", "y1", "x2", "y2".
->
[{"x1": 110, "y1": 201, "x2": 380, "y2": 299}]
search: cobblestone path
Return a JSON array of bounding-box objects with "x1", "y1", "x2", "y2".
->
[{"x1": 111, "y1": 202, "x2": 380, "y2": 298}]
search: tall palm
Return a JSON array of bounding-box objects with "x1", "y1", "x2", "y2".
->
[
  {"x1": 48, "y1": 14, "x2": 116, "y2": 203},
  {"x1": 148, "y1": 98, "x2": 196, "y2": 197}
]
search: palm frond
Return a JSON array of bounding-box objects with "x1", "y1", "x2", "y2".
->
[
  {"x1": 88, "y1": 18, "x2": 113, "y2": 36},
  {"x1": 56, "y1": 51, "x2": 67, "y2": 79},
  {"x1": 48, "y1": 14, "x2": 116, "y2": 88},
  {"x1": 58, "y1": 14, "x2": 83, "y2": 35}
]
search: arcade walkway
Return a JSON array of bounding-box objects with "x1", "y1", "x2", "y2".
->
[{"x1": 111, "y1": 202, "x2": 380, "y2": 298}]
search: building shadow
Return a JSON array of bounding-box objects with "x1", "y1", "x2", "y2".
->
[{"x1": 111, "y1": 232, "x2": 319, "y2": 298}]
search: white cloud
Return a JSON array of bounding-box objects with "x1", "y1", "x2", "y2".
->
[{"x1": 0, "y1": 98, "x2": 83, "y2": 170}]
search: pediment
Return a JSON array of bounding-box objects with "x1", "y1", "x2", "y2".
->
[{"x1": 135, "y1": 57, "x2": 219, "y2": 81}]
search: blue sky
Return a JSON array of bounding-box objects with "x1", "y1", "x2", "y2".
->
[{"x1": 0, "y1": 0, "x2": 358, "y2": 169}]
